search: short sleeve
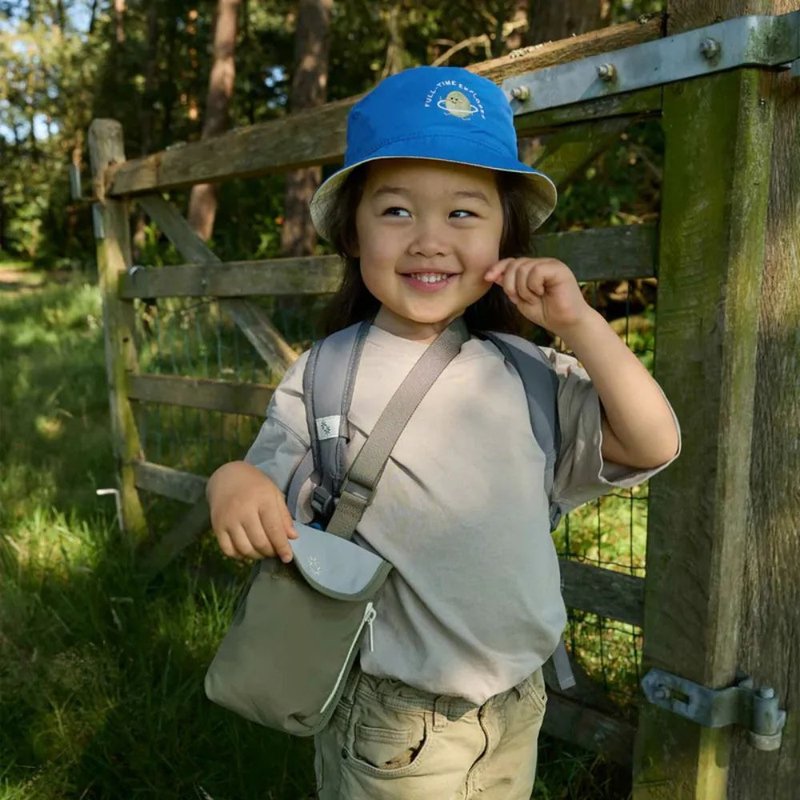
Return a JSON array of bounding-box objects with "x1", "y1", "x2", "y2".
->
[
  {"x1": 244, "y1": 350, "x2": 311, "y2": 493},
  {"x1": 544, "y1": 348, "x2": 680, "y2": 515}
]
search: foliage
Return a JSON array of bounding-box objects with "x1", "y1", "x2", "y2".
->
[{"x1": 1, "y1": 0, "x2": 664, "y2": 266}]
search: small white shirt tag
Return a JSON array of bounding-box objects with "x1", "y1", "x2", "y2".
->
[{"x1": 316, "y1": 415, "x2": 342, "y2": 441}]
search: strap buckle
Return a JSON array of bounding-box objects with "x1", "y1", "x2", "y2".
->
[
  {"x1": 339, "y1": 477, "x2": 372, "y2": 508},
  {"x1": 311, "y1": 485, "x2": 334, "y2": 519}
]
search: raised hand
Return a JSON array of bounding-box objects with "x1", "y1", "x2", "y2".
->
[{"x1": 484, "y1": 257, "x2": 590, "y2": 337}]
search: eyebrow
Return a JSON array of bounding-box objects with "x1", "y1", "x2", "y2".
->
[{"x1": 370, "y1": 185, "x2": 492, "y2": 205}]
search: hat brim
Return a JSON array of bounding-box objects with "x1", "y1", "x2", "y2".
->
[{"x1": 309, "y1": 151, "x2": 557, "y2": 249}]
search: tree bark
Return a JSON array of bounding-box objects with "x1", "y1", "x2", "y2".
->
[
  {"x1": 280, "y1": 0, "x2": 333, "y2": 257},
  {"x1": 187, "y1": 0, "x2": 241, "y2": 242},
  {"x1": 519, "y1": 0, "x2": 605, "y2": 165},
  {"x1": 526, "y1": 0, "x2": 604, "y2": 45}
]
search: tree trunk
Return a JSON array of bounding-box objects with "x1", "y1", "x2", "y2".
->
[
  {"x1": 134, "y1": 0, "x2": 160, "y2": 260},
  {"x1": 187, "y1": 0, "x2": 241, "y2": 242},
  {"x1": 526, "y1": 0, "x2": 604, "y2": 45},
  {"x1": 728, "y1": 1, "x2": 800, "y2": 795},
  {"x1": 519, "y1": 0, "x2": 605, "y2": 165},
  {"x1": 114, "y1": 0, "x2": 126, "y2": 45},
  {"x1": 280, "y1": 0, "x2": 333, "y2": 257},
  {"x1": 505, "y1": 0, "x2": 531, "y2": 52},
  {"x1": 380, "y1": 1, "x2": 406, "y2": 78}
]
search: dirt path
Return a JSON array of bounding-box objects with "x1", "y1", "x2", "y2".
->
[{"x1": 0, "y1": 267, "x2": 75, "y2": 292}]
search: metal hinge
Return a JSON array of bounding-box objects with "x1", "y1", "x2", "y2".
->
[
  {"x1": 504, "y1": 11, "x2": 800, "y2": 114},
  {"x1": 642, "y1": 668, "x2": 787, "y2": 751}
]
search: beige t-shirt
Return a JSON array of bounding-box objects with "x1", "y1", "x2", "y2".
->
[{"x1": 246, "y1": 325, "x2": 678, "y2": 704}]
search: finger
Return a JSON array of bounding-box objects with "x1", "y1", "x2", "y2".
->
[
  {"x1": 484, "y1": 258, "x2": 513, "y2": 283},
  {"x1": 258, "y1": 506, "x2": 294, "y2": 563},
  {"x1": 515, "y1": 263, "x2": 540, "y2": 304},
  {"x1": 215, "y1": 529, "x2": 241, "y2": 560},
  {"x1": 240, "y1": 513, "x2": 277, "y2": 558},
  {"x1": 501, "y1": 260, "x2": 522, "y2": 300},
  {"x1": 227, "y1": 523, "x2": 264, "y2": 561},
  {"x1": 526, "y1": 261, "x2": 558, "y2": 297},
  {"x1": 279, "y1": 495, "x2": 298, "y2": 539}
]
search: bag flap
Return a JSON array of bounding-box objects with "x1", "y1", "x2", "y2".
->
[{"x1": 290, "y1": 521, "x2": 392, "y2": 601}]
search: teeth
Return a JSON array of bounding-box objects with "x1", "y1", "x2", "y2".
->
[{"x1": 412, "y1": 273, "x2": 450, "y2": 283}]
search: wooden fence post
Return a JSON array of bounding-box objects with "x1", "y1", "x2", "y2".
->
[
  {"x1": 88, "y1": 119, "x2": 148, "y2": 539},
  {"x1": 630, "y1": 0, "x2": 799, "y2": 794},
  {"x1": 728, "y1": 1, "x2": 800, "y2": 793}
]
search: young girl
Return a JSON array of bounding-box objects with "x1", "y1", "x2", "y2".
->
[{"x1": 207, "y1": 66, "x2": 679, "y2": 799}]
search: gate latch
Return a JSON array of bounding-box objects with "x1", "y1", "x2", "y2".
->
[{"x1": 642, "y1": 669, "x2": 787, "y2": 751}]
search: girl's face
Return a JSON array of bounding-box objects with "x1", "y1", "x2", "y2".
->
[{"x1": 354, "y1": 159, "x2": 504, "y2": 341}]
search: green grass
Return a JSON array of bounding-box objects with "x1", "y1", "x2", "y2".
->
[{"x1": 0, "y1": 271, "x2": 635, "y2": 799}]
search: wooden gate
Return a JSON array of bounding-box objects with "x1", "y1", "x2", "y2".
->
[{"x1": 86, "y1": 1, "x2": 799, "y2": 795}]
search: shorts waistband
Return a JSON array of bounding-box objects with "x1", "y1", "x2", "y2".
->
[{"x1": 341, "y1": 664, "x2": 539, "y2": 721}]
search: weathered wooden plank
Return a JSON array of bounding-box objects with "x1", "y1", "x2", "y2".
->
[
  {"x1": 87, "y1": 120, "x2": 148, "y2": 539},
  {"x1": 120, "y1": 255, "x2": 344, "y2": 298},
  {"x1": 137, "y1": 194, "x2": 297, "y2": 374},
  {"x1": 219, "y1": 298, "x2": 298, "y2": 372},
  {"x1": 476, "y1": 15, "x2": 664, "y2": 84},
  {"x1": 631, "y1": 65, "x2": 778, "y2": 800},
  {"x1": 128, "y1": 374, "x2": 274, "y2": 416},
  {"x1": 559, "y1": 559, "x2": 644, "y2": 627},
  {"x1": 119, "y1": 225, "x2": 657, "y2": 299},
  {"x1": 538, "y1": 224, "x2": 657, "y2": 280},
  {"x1": 134, "y1": 461, "x2": 207, "y2": 504},
  {"x1": 142, "y1": 498, "x2": 211, "y2": 576},
  {"x1": 515, "y1": 87, "x2": 662, "y2": 136},
  {"x1": 534, "y1": 116, "x2": 635, "y2": 188},
  {"x1": 104, "y1": 19, "x2": 664, "y2": 198},
  {"x1": 543, "y1": 690, "x2": 636, "y2": 765}
]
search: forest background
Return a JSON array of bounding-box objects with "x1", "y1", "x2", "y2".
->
[
  {"x1": 1, "y1": 0, "x2": 665, "y2": 268},
  {"x1": 1, "y1": 1, "x2": 665, "y2": 798}
]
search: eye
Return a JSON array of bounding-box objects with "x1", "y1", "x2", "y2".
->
[
  {"x1": 382, "y1": 206, "x2": 411, "y2": 218},
  {"x1": 450, "y1": 209, "x2": 477, "y2": 219}
]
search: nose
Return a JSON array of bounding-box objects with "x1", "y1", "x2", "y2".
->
[{"x1": 407, "y1": 218, "x2": 451, "y2": 258}]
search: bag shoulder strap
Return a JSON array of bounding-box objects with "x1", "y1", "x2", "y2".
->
[
  {"x1": 479, "y1": 332, "x2": 563, "y2": 532},
  {"x1": 326, "y1": 318, "x2": 469, "y2": 538}
]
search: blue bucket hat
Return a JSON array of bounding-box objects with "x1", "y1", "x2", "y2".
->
[{"x1": 309, "y1": 66, "x2": 557, "y2": 245}]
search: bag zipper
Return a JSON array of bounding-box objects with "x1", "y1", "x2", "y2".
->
[{"x1": 319, "y1": 602, "x2": 377, "y2": 716}]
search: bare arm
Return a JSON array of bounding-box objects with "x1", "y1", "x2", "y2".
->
[
  {"x1": 207, "y1": 460, "x2": 297, "y2": 561},
  {"x1": 485, "y1": 257, "x2": 679, "y2": 469},
  {"x1": 559, "y1": 308, "x2": 678, "y2": 468}
]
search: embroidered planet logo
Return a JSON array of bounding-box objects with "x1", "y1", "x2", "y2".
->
[{"x1": 437, "y1": 90, "x2": 479, "y2": 119}]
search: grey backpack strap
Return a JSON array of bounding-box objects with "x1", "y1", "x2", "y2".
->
[
  {"x1": 326, "y1": 317, "x2": 469, "y2": 539},
  {"x1": 480, "y1": 332, "x2": 562, "y2": 531},
  {"x1": 292, "y1": 320, "x2": 372, "y2": 522}
]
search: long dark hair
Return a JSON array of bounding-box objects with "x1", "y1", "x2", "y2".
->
[{"x1": 320, "y1": 163, "x2": 536, "y2": 336}]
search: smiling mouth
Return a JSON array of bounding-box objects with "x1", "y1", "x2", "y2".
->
[{"x1": 404, "y1": 272, "x2": 456, "y2": 284}]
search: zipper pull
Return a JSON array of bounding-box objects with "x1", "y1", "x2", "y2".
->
[{"x1": 366, "y1": 604, "x2": 377, "y2": 652}]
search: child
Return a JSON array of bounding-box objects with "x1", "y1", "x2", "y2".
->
[{"x1": 207, "y1": 66, "x2": 679, "y2": 799}]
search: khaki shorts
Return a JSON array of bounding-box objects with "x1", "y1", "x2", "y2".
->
[{"x1": 314, "y1": 665, "x2": 547, "y2": 800}]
